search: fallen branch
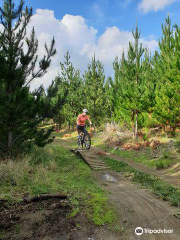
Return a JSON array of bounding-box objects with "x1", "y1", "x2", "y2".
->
[{"x1": 24, "y1": 193, "x2": 67, "y2": 203}]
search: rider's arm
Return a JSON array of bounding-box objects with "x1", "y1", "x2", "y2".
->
[
  {"x1": 87, "y1": 117, "x2": 92, "y2": 126},
  {"x1": 76, "y1": 116, "x2": 80, "y2": 124}
]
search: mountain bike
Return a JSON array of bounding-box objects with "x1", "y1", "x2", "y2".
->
[{"x1": 77, "y1": 126, "x2": 91, "y2": 150}]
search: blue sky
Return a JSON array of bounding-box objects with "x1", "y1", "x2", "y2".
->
[
  {"x1": 24, "y1": 0, "x2": 180, "y2": 41},
  {"x1": 7, "y1": 0, "x2": 180, "y2": 89}
]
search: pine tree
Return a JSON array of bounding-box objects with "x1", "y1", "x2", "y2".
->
[
  {"x1": 141, "y1": 49, "x2": 157, "y2": 127},
  {"x1": 112, "y1": 22, "x2": 150, "y2": 139},
  {"x1": 110, "y1": 51, "x2": 126, "y2": 122},
  {"x1": 0, "y1": 0, "x2": 56, "y2": 156},
  {"x1": 46, "y1": 51, "x2": 84, "y2": 130},
  {"x1": 154, "y1": 16, "x2": 180, "y2": 131},
  {"x1": 46, "y1": 75, "x2": 68, "y2": 129},
  {"x1": 84, "y1": 55, "x2": 106, "y2": 126},
  {"x1": 60, "y1": 51, "x2": 84, "y2": 129},
  {"x1": 104, "y1": 76, "x2": 114, "y2": 120}
]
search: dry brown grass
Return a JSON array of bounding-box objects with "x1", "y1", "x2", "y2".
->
[
  {"x1": 0, "y1": 150, "x2": 59, "y2": 200},
  {"x1": 99, "y1": 122, "x2": 132, "y2": 143},
  {"x1": 0, "y1": 158, "x2": 32, "y2": 187}
]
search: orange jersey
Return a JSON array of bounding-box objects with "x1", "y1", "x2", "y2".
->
[{"x1": 77, "y1": 114, "x2": 90, "y2": 126}]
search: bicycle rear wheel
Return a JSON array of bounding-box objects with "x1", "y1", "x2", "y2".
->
[{"x1": 84, "y1": 133, "x2": 91, "y2": 150}]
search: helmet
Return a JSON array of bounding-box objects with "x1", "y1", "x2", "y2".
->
[{"x1": 83, "y1": 109, "x2": 88, "y2": 113}]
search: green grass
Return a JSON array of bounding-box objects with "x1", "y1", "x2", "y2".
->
[
  {"x1": 0, "y1": 145, "x2": 117, "y2": 226},
  {"x1": 133, "y1": 172, "x2": 180, "y2": 207},
  {"x1": 101, "y1": 155, "x2": 135, "y2": 173},
  {"x1": 99, "y1": 155, "x2": 180, "y2": 208},
  {"x1": 98, "y1": 144, "x2": 176, "y2": 170},
  {"x1": 92, "y1": 132, "x2": 180, "y2": 170}
]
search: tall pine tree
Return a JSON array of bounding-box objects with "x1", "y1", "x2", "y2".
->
[
  {"x1": 0, "y1": 0, "x2": 56, "y2": 156},
  {"x1": 154, "y1": 16, "x2": 180, "y2": 131},
  {"x1": 112, "y1": 23, "x2": 151, "y2": 139},
  {"x1": 84, "y1": 55, "x2": 106, "y2": 126}
]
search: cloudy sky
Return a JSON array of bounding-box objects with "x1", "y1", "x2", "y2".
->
[{"x1": 4, "y1": 0, "x2": 180, "y2": 89}]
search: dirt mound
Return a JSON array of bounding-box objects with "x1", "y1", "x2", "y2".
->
[
  {"x1": 0, "y1": 198, "x2": 75, "y2": 240},
  {"x1": 0, "y1": 197, "x2": 97, "y2": 240}
]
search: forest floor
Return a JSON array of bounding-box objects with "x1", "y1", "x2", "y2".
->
[
  {"x1": 53, "y1": 131, "x2": 180, "y2": 240},
  {"x1": 0, "y1": 198, "x2": 117, "y2": 240}
]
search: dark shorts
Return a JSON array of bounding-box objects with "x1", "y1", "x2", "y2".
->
[{"x1": 77, "y1": 125, "x2": 85, "y2": 134}]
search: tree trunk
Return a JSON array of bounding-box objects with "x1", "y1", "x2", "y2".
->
[
  {"x1": 132, "y1": 110, "x2": 135, "y2": 139},
  {"x1": 68, "y1": 121, "x2": 70, "y2": 130},
  {"x1": 8, "y1": 130, "x2": 13, "y2": 151},
  {"x1": 7, "y1": 84, "x2": 13, "y2": 153},
  {"x1": 93, "y1": 99, "x2": 96, "y2": 124},
  {"x1": 135, "y1": 110, "x2": 138, "y2": 141}
]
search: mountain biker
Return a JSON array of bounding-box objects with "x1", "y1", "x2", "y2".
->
[{"x1": 76, "y1": 109, "x2": 92, "y2": 134}]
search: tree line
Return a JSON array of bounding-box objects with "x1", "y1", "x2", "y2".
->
[
  {"x1": 0, "y1": 0, "x2": 180, "y2": 157},
  {"x1": 45, "y1": 17, "x2": 180, "y2": 138}
]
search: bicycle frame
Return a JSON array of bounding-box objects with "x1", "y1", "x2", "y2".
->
[{"x1": 77, "y1": 126, "x2": 91, "y2": 150}]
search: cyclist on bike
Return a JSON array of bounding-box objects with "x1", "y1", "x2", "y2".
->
[{"x1": 76, "y1": 109, "x2": 92, "y2": 134}]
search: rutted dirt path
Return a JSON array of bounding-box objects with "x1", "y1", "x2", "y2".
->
[
  {"x1": 95, "y1": 170, "x2": 180, "y2": 240},
  {"x1": 101, "y1": 150, "x2": 180, "y2": 187},
  {"x1": 58, "y1": 139, "x2": 180, "y2": 240}
]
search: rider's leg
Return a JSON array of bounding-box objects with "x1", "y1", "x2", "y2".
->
[
  {"x1": 77, "y1": 125, "x2": 85, "y2": 140},
  {"x1": 77, "y1": 125, "x2": 81, "y2": 140},
  {"x1": 81, "y1": 126, "x2": 85, "y2": 140}
]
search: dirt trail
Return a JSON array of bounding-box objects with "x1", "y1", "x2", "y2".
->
[
  {"x1": 95, "y1": 170, "x2": 180, "y2": 240},
  {"x1": 59, "y1": 137, "x2": 180, "y2": 187},
  {"x1": 100, "y1": 150, "x2": 180, "y2": 187},
  {"x1": 74, "y1": 146, "x2": 180, "y2": 240},
  {"x1": 58, "y1": 139, "x2": 180, "y2": 240}
]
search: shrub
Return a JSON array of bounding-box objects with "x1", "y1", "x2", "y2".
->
[
  {"x1": 99, "y1": 122, "x2": 131, "y2": 142},
  {"x1": 155, "y1": 159, "x2": 172, "y2": 170}
]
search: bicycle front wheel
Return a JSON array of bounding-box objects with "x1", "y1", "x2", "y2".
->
[
  {"x1": 84, "y1": 133, "x2": 91, "y2": 150},
  {"x1": 77, "y1": 136, "x2": 83, "y2": 149}
]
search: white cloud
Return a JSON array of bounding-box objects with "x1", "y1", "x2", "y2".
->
[
  {"x1": 81, "y1": 27, "x2": 133, "y2": 62},
  {"x1": 81, "y1": 26, "x2": 158, "y2": 77},
  {"x1": 138, "y1": 0, "x2": 178, "y2": 13},
  {"x1": 26, "y1": 10, "x2": 97, "y2": 89},
  {"x1": 122, "y1": 0, "x2": 134, "y2": 8},
  {"x1": 0, "y1": 9, "x2": 158, "y2": 89},
  {"x1": 92, "y1": 2, "x2": 104, "y2": 19}
]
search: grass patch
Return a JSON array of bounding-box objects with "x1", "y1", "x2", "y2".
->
[
  {"x1": 133, "y1": 172, "x2": 180, "y2": 207},
  {"x1": 0, "y1": 145, "x2": 117, "y2": 226},
  {"x1": 155, "y1": 159, "x2": 172, "y2": 170},
  {"x1": 99, "y1": 155, "x2": 180, "y2": 208},
  {"x1": 101, "y1": 155, "x2": 134, "y2": 173},
  {"x1": 93, "y1": 132, "x2": 180, "y2": 170},
  {"x1": 100, "y1": 145, "x2": 176, "y2": 170}
]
